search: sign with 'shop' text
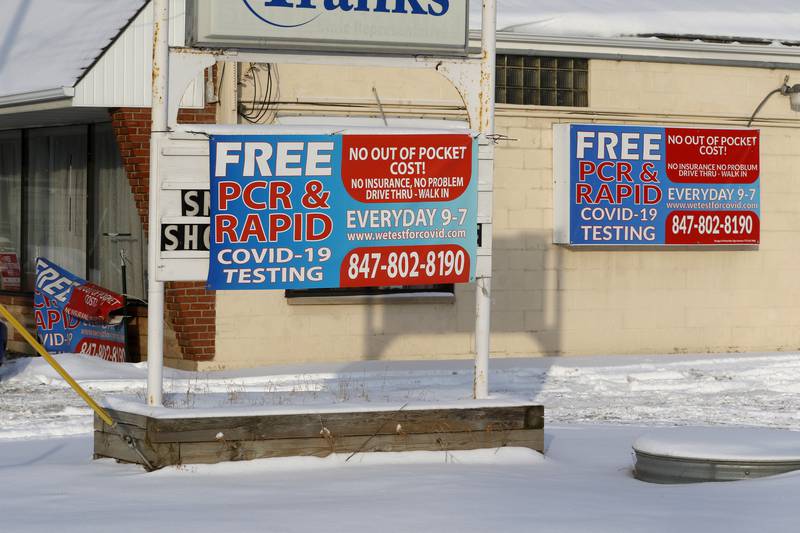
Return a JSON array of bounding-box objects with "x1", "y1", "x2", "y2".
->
[
  {"x1": 208, "y1": 133, "x2": 477, "y2": 290},
  {"x1": 554, "y1": 124, "x2": 760, "y2": 246}
]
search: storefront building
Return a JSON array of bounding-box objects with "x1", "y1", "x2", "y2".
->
[{"x1": 2, "y1": 2, "x2": 799, "y2": 369}]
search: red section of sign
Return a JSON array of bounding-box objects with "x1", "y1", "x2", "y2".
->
[
  {"x1": 342, "y1": 134, "x2": 472, "y2": 203},
  {"x1": 665, "y1": 210, "x2": 760, "y2": 245},
  {"x1": 340, "y1": 245, "x2": 471, "y2": 287},
  {"x1": 665, "y1": 128, "x2": 759, "y2": 184},
  {"x1": 0, "y1": 252, "x2": 21, "y2": 291},
  {"x1": 65, "y1": 283, "x2": 124, "y2": 323},
  {"x1": 75, "y1": 338, "x2": 126, "y2": 363}
]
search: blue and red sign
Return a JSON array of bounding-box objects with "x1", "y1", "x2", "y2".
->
[
  {"x1": 208, "y1": 133, "x2": 478, "y2": 290},
  {"x1": 561, "y1": 124, "x2": 760, "y2": 245},
  {"x1": 34, "y1": 258, "x2": 126, "y2": 362}
]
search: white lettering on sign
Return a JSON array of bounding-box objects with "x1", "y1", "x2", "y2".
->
[
  {"x1": 216, "y1": 141, "x2": 335, "y2": 178},
  {"x1": 181, "y1": 190, "x2": 211, "y2": 217},
  {"x1": 34, "y1": 259, "x2": 81, "y2": 303},
  {"x1": 576, "y1": 131, "x2": 662, "y2": 161},
  {"x1": 161, "y1": 224, "x2": 211, "y2": 252}
]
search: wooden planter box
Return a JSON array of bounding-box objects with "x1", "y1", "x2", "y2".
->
[{"x1": 94, "y1": 404, "x2": 544, "y2": 468}]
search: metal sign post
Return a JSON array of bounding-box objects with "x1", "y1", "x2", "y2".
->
[
  {"x1": 473, "y1": 0, "x2": 496, "y2": 400},
  {"x1": 146, "y1": 0, "x2": 169, "y2": 406},
  {"x1": 145, "y1": 1, "x2": 497, "y2": 405}
]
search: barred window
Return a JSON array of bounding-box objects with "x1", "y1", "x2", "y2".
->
[{"x1": 496, "y1": 55, "x2": 588, "y2": 107}]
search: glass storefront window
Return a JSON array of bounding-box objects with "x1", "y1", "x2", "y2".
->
[
  {"x1": 26, "y1": 126, "x2": 88, "y2": 285},
  {"x1": 0, "y1": 131, "x2": 22, "y2": 259},
  {"x1": 0, "y1": 123, "x2": 145, "y2": 298},
  {"x1": 89, "y1": 123, "x2": 146, "y2": 298}
]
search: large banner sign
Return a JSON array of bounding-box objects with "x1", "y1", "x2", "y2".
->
[
  {"x1": 34, "y1": 258, "x2": 126, "y2": 362},
  {"x1": 208, "y1": 133, "x2": 478, "y2": 290},
  {"x1": 554, "y1": 124, "x2": 760, "y2": 246}
]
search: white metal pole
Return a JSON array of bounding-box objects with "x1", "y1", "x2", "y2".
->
[
  {"x1": 474, "y1": 0, "x2": 496, "y2": 400},
  {"x1": 147, "y1": 0, "x2": 169, "y2": 406}
]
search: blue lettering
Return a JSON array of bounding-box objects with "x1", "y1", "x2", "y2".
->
[
  {"x1": 393, "y1": 0, "x2": 427, "y2": 14},
  {"x1": 252, "y1": 0, "x2": 449, "y2": 18},
  {"x1": 428, "y1": 0, "x2": 448, "y2": 16},
  {"x1": 324, "y1": 0, "x2": 354, "y2": 10},
  {"x1": 373, "y1": 0, "x2": 391, "y2": 13}
]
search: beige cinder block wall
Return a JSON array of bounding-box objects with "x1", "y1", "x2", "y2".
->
[{"x1": 209, "y1": 59, "x2": 800, "y2": 370}]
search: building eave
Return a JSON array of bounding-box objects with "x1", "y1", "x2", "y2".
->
[
  {"x1": 470, "y1": 31, "x2": 800, "y2": 70},
  {"x1": 0, "y1": 87, "x2": 75, "y2": 109}
]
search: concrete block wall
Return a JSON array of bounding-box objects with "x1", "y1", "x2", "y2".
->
[
  {"x1": 209, "y1": 58, "x2": 800, "y2": 368},
  {"x1": 487, "y1": 61, "x2": 800, "y2": 356}
]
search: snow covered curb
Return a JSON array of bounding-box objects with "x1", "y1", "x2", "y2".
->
[{"x1": 102, "y1": 394, "x2": 536, "y2": 419}]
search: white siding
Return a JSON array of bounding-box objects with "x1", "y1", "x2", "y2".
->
[{"x1": 72, "y1": 0, "x2": 204, "y2": 109}]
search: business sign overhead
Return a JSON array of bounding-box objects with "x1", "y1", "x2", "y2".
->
[
  {"x1": 187, "y1": 0, "x2": 468, "y2": 55},
  {"x1": 208, "y1": 133, "x2": 477, "y2": 290},
  {"x1": 554, "y1": 124, "x2": 760, "y2": 246}
]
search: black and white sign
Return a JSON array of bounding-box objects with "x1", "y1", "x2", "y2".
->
[
  {"x1": 160, "y1": 190, "x2": 211, "y2": 252},
  {"x1": 160, "y1": 223, "x2": 210, "y2": 252}
]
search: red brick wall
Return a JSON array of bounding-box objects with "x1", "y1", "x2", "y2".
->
[
  {"x1": 110, "y1": 108, "x2": 151, "y2": 231},
  {"x1": 109, "y1": 83, "x2": 217, "y2": 363},
  {"x1": 165, "y1": 282, "x2": 216, "y2": 361}
]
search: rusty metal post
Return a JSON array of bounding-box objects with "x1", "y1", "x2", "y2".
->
[
  {"x1": 147, "y1": 0, "x2": 169, "y2": 406},
  {"x1": 474, "y1": 0, "x2": 496, "y2": 400}
]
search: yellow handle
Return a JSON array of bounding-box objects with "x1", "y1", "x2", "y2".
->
[{"x1": 0, "y1": 303, "x2": 116, "y2": 427}]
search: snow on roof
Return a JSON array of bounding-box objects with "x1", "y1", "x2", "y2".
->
[
  {"x1": 469, "y1": 0, "x2": 800, "y2": 44},
  {"x1": 0, "y1": 0, "x2": 146, "y2": 99},
  {"x1": 1, "y1": 0, "x2": 796, "y2": 102}
]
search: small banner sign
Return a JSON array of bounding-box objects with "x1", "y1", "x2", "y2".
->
[
  {"x1": 34, "y1": 258, "x2": 126, "y2": 362},
  {"x1": 207, "y1": 133, "x2": 478, "y2": 290},
  {"x1": 65, "y1": 283, "x2": 125, "y2": 324},
  {"x1": 0, "y1": 252, "x2": 21, "y2": 291},
  {"x1": 554, "y1": 124, "x2": 760, "y2": 246}
]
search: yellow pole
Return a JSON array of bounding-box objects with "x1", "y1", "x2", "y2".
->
[{"x1": 0, "y1": 303, "x2": 116, "y2": 427}]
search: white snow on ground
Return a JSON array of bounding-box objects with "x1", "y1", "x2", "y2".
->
[
  {"x1": 2, "y1": 352, "x2": 800, "y2": 531},
  {"x1": 468, "y1": 1, "x2": 800, "y2": 43},
  {"x1": 3, "y1": 352, "x2": 800, "y2": 439}
]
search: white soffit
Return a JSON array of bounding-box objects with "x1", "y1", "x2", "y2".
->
[{"x1": 73, "y1": 0, "x2": 204, "y2": 109}]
